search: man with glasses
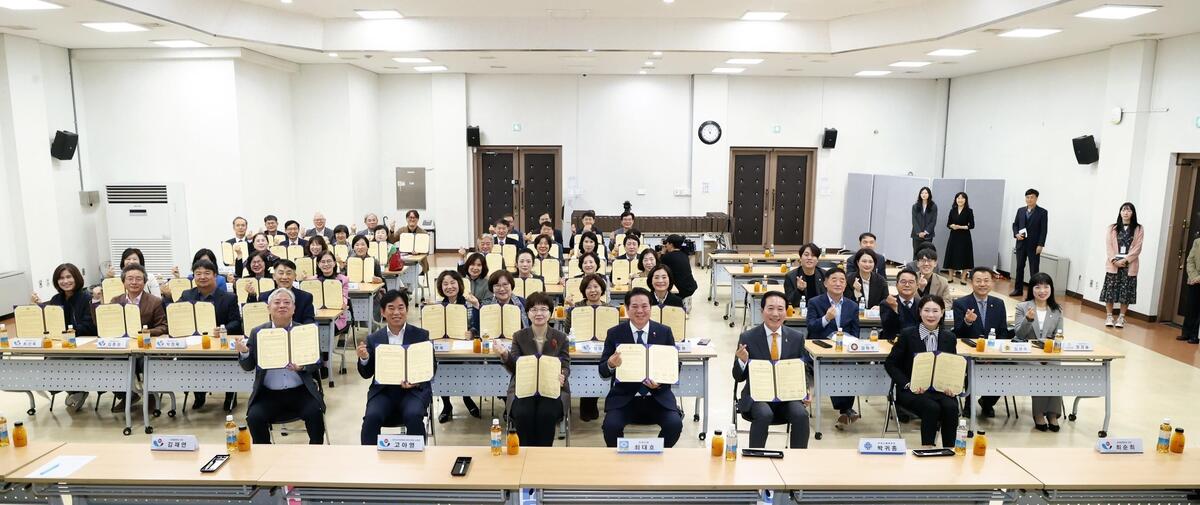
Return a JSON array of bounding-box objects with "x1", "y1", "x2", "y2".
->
[
  {"x1": 880, "y1": 269, "x2": 922, "y2": 341},
  {"x1": 913, "y1": 248, "x2": 950, "y2": 301}
]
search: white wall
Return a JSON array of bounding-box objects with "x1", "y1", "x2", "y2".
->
[{"x1": 235, "y1": 59, "x2": 296, "y2": 230}]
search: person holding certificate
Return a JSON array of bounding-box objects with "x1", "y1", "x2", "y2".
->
[
  {"x1": 101, "y1": 247, "x2": 161, "y2": 298},
  {"x1": 236, "y1": 233, "x2": 277, "y2": 279},
  {"x1": 1014, "y1": 273, "x2": 1065, "y2": 432},
  {"x1": 617, "y1": 232, "x2": 642, "y2": 262},
  {"x1": 226, "y1": 216, "x2": 251, "y2": 284},
  {"x1": 238, "y1": 288, "x2": 325, "y2": 444},
  {"x1": 31, "y1": 263, "x2": 97, "y2": 410},
  {"x1": 262, "y1": 214, "x2": 284, "y2": 244},
  {"x1": 574, "y1": 232, "x2": 603, "y2": 263},
  {"x1": 434, "y1": 270, "x2": 482, "y2": 423},
  {"x1": 732, "y1": 291, "x2": 811, "y2": 449},
  {"x1": 486, "y1": 270, "x2": 528, "y2": 331},
  {"x1": 532, "y1": 234, "x2": 559, "y2": 263},
  {"x1": 647, "y1": 265, "x2": 684, "y2": 309},
  {"x1": 168, "y1": 259, "x2": 244, "y2": 411},
  {"x1": 257, "y1": 259, "x2": 315, "y2": 326},
  {"x1": 282, "y1": 220, "x2": 309, "y2": 248},
  {"x1": 355, "y1": 213, "x2": 380, "y2": 237},
  {"x1": 304, "y1": 235, "x2": 330, "y2": 261},
  {"x1": 349, "y1": 235, "x2": 384, "y2": 283},
  {"x1": 568, "y1": 211, "x2": 603, "y2": 254},
  {"x1": 515, "y1": 249, "x2": 544, "y2": 283},
  {"x1": 497, "y1": 293, "x2": 569, "y2": 446},
  {"x1": 598, "y1": 288, "x2": 682, "y2": 448},
  {"x1": 577, "y1": 252, "x2": 602, "y2": 281},
  {"x1": 567, "y1": 273, "x2": 610, "y2": 422},
  {"x1": 109, "y1": 264, "x2": 167, "y2": 336},
  {"x1": 459, "y1": 253, "x2": 493, "y2": 308},
  {"x1": 357, "y1": 289, "x2": 433, "y2": 444},
  {"x1": 885, "y1": 295, "x2": 961, "y2": 448}
]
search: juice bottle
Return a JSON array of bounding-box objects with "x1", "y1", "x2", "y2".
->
[
  {"x1": 490, "y1": 419, "x2": 502, "y2": 455},
  {"x1": 1158, "y1": 418, "x2": 1174, "y2": 453},
  {"x1": 219, "y1": 325, "x2": 229, "y2": 350},
  {"x1": 761, "y1": 275, "x2": 769, "y2": 293},
  {"x1": 0, "y1": 323, "x2": 8, "y2": 348},
  {"x1": 237, "y1": 425, "x2": 251, "y2": 452},
  {"x1": 506, "y1": 428, "x2": 520, "y2": 455},
  {"x1": 954, "y1": 419, "x2": 968, "y2": 455},
  {"x1": 725, "y1": 424, "x2": 738, "y2": 461},
  {"x1": 64, "y1": 325, "x2": 76, "y2": 349},
  {"x1": 972, "y1": 431, "x2": 987, "y2": 456},
  {"x1": 742, "y1": 261, "x2": 751, "y2": 273},
  {"x1": 619, "y1": 304, "x2": 627, "y2": 318},
  {"x1": 975, "y1": 336, "x2": 987, "y2": 352},
  {"x1": 834, "y1": 327, "x2": 844, "y2": 352},
  {"x1": 472, "y1": 336, "x2": 482, "y2": 354},
  {"x1": 779, "y1": 262, "x2": 789, "y2": 273},
  {"x1": 555, "y1": 305, "x2": 566, "y2": 319},
  {"x1": 0, "y1": 415, "x2": 8, "y2": 447},
  {"x1": 1170, "y1": 428, "x2": 1186, "y2": 454},
  {"x1": 12, "y1": 422, "x2": 27, "y2": 447},
  {"x1": 711, "y1": 430, "x2": 724, "y2": 457},
  {"x1": 753, "y1": 281, "x2": 762, "y2": 293},
  {"x1": 225, "y1": 415, "x2": 238, "y2": 453},
  {"x1": 869, "y1": 330, "x2": 879, "y2": 342},
  {"x1": 202, "y1": 332, "x2": 212, "y2": 350},
  {"x1": 42, "y1": 331, "x2": 52, "y2": 348},
  {"x1": 786, "y1": 305, "x2": 795, "y2": 317}
]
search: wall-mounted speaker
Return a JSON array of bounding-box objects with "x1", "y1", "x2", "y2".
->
[
  {"x1": 821, "y1": 128, "x2": 838, "y2": 149},
  {"x1": 1072, "y1": 135, "x2": 1098, "y2": 165},
  {"x1": 51, "y1": 130, "x2": 78, "y2": 160},
  {"x1": 466, "y1": 126, "x2": 481, "y2": 147}
]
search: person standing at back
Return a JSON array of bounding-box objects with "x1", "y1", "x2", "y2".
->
[
  {"x1": 659, "y1": 235, "x2": 698, "y2": 306},
  {"x1": 943, "y1": 192, "x2": 975, "y2": 285},
  {"x1": 911, "y1": 187, "x2": 938, "y2": 257},
  {"x1": 1010, "y1": 188, "x2": 1048, "y2": 296},
  {"x1": 1100, "y1": 202, "x2": 1143, "y2": 329}
]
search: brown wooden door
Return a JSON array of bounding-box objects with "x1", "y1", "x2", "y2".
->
[
  {"x1": 521, "y1": 150, "x2": 559, "y2": 234},
  {"x1": 479, "y1": 150, "x2": 516, "y2": 234},
  {"x1": 730, "y1": 148, "x2": 816, "y2": 250},
  {"x1": 1162, "y1": 157, "x2": 1200, "y2": 324},
  {"x1": 730, "y1": 152, "x2": 767, "y2": 247},
  {"x1": 474, "y1": 147, "x2": 562, "y2": 237},
  {"x1": 768, "y1": 152, "x2": 812, "y2": 247}
]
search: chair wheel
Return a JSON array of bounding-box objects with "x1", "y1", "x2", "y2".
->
[
  {"x1": 723, "y1": 315, "x2": 728, "y2": 320},
  {"x1": 713, "y1": 302, "x2": 719, "y2": 306},
  {"x1": 1098, "y1": 430, "x2": 1107, "y2": 438},
  {"x1": 123, "y1": 427, "x2": 132, "y2": 436},
  {"x1": 1068, "y1": 414, "x2": 1077, "y2": 422},
  {"x1": 329, "y1": 382, "x2": 335, "y2": 388},
  {"x1": 815, "y1": 432, "x2": 823, "y2": 440},
  {"x1": 168, "y1": 410, "x2": 176, "y2": 418},
  {"x1": 699, "y1": 432, "x2": 707, "y2": 440},
  {"x1": 693, "y1": 414, "x2": 700, "y2": 422},
  {"x1": 26, "y1": 409, "x2": 35, "y2": 416},
  {"x1": 729, "y1": 322, "x2": 734, "y2": 328},
  {"x1": 153, "y1": 409, "x2": 162, "y2": 417},
  {"x1": 145, "y1": 427, "x2": 154, "y2": 434}
]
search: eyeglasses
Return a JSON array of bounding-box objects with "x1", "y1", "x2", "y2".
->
[
  {"x1": 528, "y1": 307, "x2": 551, "y2": 314},
  {"x1": 897, "y1": 279, "x2": 916, "y2": 285}
]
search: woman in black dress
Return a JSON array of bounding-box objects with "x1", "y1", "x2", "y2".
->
[{"x1": 943, "y1": 191, "x2": 974, "y2": 285}]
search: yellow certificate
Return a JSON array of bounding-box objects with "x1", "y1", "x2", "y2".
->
[
  {"x1": 570, "y1": 307, "x2": 595, "y2": 340},
  {"x1": 614, "y1": 343, "x2": 647, "y2": 383},
  {"x1": 101, "y1": 277, "x2": 124, "y2": 304},
  {"x1": 14, "y1": 305, "x2": 45, "y2": 338},
  {"x1": 421, "y1": 304, "x2": 446, "y2": 339},
  {"x1": 288, "y1": 324, "x2": 320, "y2": 366},
  {"x1": 647, "y1": 344, "x2": 679, "y2": 385},
  {"x1": 95, "y1": 304, "x2": 128, "y2": 338},
  {"x1": 194, "y1": 302, "x2": 217, "y2": 335},
  {"x1": 514, "y1": 355, "x2": 561, "y2": 399},
  {"x1": 166, "y1": 302, "x2": 196, "y2": 337},
  {"x1": 374, "y1": 344, "x2": 407, "y2": 385},
  {"x1": 254, "y1": 328, "x2": 290, "y2": 369},
  {"x1": 242, "y1": 302, "x2": 269, "y2": 333},
  {"x1": 651, "y1": 306, "x2": 687, "y2": 340},
  {"x1": 42, "y1": 305, "x2": 65, "y2": 338}
]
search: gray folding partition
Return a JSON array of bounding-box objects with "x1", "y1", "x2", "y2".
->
[
  {"x1": 930, "y1": 179, "x2": 965, "y2": 262},
  {"x1": 841, "y1": 173, "x2": 875, "y2": 251},
  {"x1": 963, "y1": 179, "x2": 1006, "y2": 270},
  {"x1": 871, "y1": 175, "x2": 930, "y2": 265}
]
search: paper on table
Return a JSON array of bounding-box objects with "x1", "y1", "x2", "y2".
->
[
  {"x1": 166, "y1": 303, "x2": 196, "y2": 338},
  {"x1": 289, "y1": 324, "x2": 321, "y2": 366},
  {"x1": 647, "y1": 345, "x2": 679, "y2": 384},
  {"x1": 373, "y1": 344, "x2": 406, "y2": 385},
  {"x1": 242, "y1": 302, "x2": 268, "y2": 332},
  {"x1": 451, "y1": 340, "x2": 473, "y2": 351},
  {"x1": 25, "y1": 455, "x2": 95, "y2": 479},
  {"x1": 255, "y1": 328, "x2": 290, "y2": 369},
  {"x1": 185, "y1": 335, "x2": 202, "y2": 346},
  {"x1": 75, "y1": 337, "x2": 97, "y2": 347},
  {"x1": 931, "y1": 353, "x2": 967, "y2": 396},
  {"x1": 773, "y1": 359, "x2": 807, "y2": 401},
  {"x1": 614, "y1": 343, "x2": 647, "y2": 383}
]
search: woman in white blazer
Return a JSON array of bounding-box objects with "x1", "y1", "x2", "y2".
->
[{"x1": 1012, "y1": 272, "x2": 1064, "y2": 432}]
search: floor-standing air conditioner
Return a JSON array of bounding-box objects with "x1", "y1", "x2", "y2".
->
[{"x1": 104, "y1": 184, "x2": 189, "y2": 279}]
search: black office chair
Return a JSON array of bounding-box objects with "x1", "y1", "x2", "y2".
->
[
  {"x1": 730, "y1": 381, "x2": 792, "y2": 448},
  {"x1": 881, "y1": 384, "x2": 905, "y2": 439}
]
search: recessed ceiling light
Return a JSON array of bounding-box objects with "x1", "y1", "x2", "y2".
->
[
  {"x1": 1076, "y1": 4, "x2": 1158, "y2": 19},
  {"x1": 586, "y1": 49, "x2": 594, "y2": 52},
  {"x1": 712, "y1": 67, "x2": 746, "y2": 74},
  {"x1": 414, "y1": 65, "x2": 447, "y2": 72},
  {"x1": 82, "y1": 22, "x2": 149, "y2": 33},
  {"x1": 652, "y1": 51, "x2": 662, "y2": 56},
  {"x1": 0, "y1": 0, "x2": 62, "y2": 10},
  {"x1": 639, "y1": 70, "x2": 647, "y2": 74},
  {"x1": 741, "y1": 11, "x2": 787, "y2": 21},
  {"x1": 998, "y1": 28, "x2": 1061, "y2": 38},
  {"x1": 662, "y1": 0, "x2": 674, "y2": 3},
  {"x1": 927, "y1": 48, "x2": 976, "y2": 56},
  {"x1": 281, "y1": 0, "x2": 292, "y2": 4},
  {"x1": 355, "y1": 9, "x2": 403, "y2": 19},
  {"x1": 855, "y1": 70, "x2": 891, "y2": 76},
  {"x1": 328, "y1": 52, "x2": 338, "y2": 57},
  {"x1": 889, "y1": 61, "x2": 931, "y2": 67},
  {"x1": 725, "y1": 58, "x2": 764, "y2": 65},
  {"x1": 153, "y1": 39, "x2": 209, "y2": 48},
  {"x1": 644, "y1": 60, "x2": 654, "y2": 66},
  {"x1": 392, "y1": 57, "x2": 431, "y2": 63}
]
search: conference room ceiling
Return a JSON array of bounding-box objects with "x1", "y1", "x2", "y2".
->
[{"x1": 1, "y1": 0, "x2": 1197, "y2": 78}]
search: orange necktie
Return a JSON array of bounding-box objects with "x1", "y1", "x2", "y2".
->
[{"x1": 770, "y1": 332, "x2": 780, "y2": 361}]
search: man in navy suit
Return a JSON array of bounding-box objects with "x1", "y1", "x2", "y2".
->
[
  {"x1": 879, "y1": 269, "x2": 922, "y2": 341},
  {"x1": 257, "y1": 259, "x2": 315, "y2": 325},
  {"x1": 953, "y1": 267, "x2": 1011, "y2": 417},
  {"x1": 283, "y1": 220, "x2": 309, "y2": 248},
  {"x1": 599, "y1": 287, "x2": 683, "y2": 447},
  {"x1": 733, "y1": 291, "x2": 811, "y2": 448},
  {"x1": 357, "y1": 289, "x2": 432, "y2": 444},
  {"x1": 805, "y1": 268, "x2": 862, "y2": 429},
  {"x1": 1010, "y1": 188, "x2": 1048, "y2": 296}
]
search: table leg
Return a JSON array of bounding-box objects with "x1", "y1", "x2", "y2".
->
[
  {"x1": 124, "y1": 356, "x2": 134, "y2": 436},
  {"x1": 968, "y1": 359, "x2": 978, "y2": 436},
  {"x1": 142, "y1": 357, "x2": 152, "y2": 434},
  {"x1": 709, "y1": 267, "x2": 717, "y2": 302},
  {"x1": 1101, "y1": 360, "x2": 1112, "y2": 437},
  {"x1": 702, "y1": 358, "x2": 710, "y2": 435},
  {"x1": 813, "y1": 358, "x2": 823, "y2": 440}
]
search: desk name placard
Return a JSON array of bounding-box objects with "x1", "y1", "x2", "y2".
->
[
  {"x1": 154, "y1": 338, "x2": 188, "y2": 349},
  {"x1": 1062, "y1": 341, "x2": 1094, "y2": 352},
  {"x1": 1001, "y1": 341, "x2": 1032, "y2": 353},
  {"x1": 858, "y1": 438, "x2": 906, "y2": 454},
  {"x1": 1096, "y1": 437, "x2": 1143, "y2": 454},
  {"x1": 97, "y1": 338, "x2": 130, "y2": 349},
  {"x1": 847, "y1": 340, "x2": 881, "y2": 353},
  {"x1": 432, "y1": 341, "x2": 452, "y2": 352},
  {"x1": 150, "y1": 435, "x2": 199, "y2": 452},
  {"x1": 377, "y1": 434, "x2": 425, "y2": 452},
  {"x1": 617, "y1": 437, "x2": 664, "y2": 454},
  {"x1": 675, "y1": 341, "x2": 694, "y2": 353},
  {"x1": 577, "y1": 341, "x2": 604, "y2": 354},
  {"x1": 10, "y1": 338, "x2": 44, "y2": 348}
]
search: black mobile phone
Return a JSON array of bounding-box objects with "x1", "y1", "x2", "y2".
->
[
  {"x1": 813, "y1": 340, "x2": 832, "y2": 349},
  {"x1": 912, "y1": 448, "x2": 955, "y2": 457},
  {"x1": 451, "y1": 456, "x2": 472, "y2": 476},
  {"x1": 742, "y1": 448, "x2": 784, "y2": 459},
  {"x1": 697, "y1": 338, "x2": 711, "y2": 346},
  {"x1": 200, "y1": 454, "x2": 230, "y2": 473},
  {"x1": 962, "y1": 339, "x2": 977, "y2": 348},
  {"x1": 1031, "y1": 340, "x2": 1045, "y2": 349}
]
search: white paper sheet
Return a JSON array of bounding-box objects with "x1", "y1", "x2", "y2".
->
[{"x1": 25, "y1": 455, "x2": 95, "y2": 479}]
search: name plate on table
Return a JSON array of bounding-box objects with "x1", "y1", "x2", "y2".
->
[
  {"x1": 617, "y1": 437, "x2": 664, "y2": 454},
  {"x1": 675, "y1": 341, "x2": 694, "y2": 353},
  {"x1": 1001, "y1": 341, "x2": 1032, "y2": 353},
  {"x1": 10, "y1": 338, "x2": 45, "y2": 348},
  {"x1": 578, "y1": 341, "x2": 604, "y2": 353},
  {"x1": 846, "y1": 340, "x2": 881, "y2": 353},
  {"x1": 858, "y1": 438, "x2": 907, "y2": 455},
  {"x1": 1062, "y1": 341, "x2": 1094, "y2": 352},
  {"x1": 97, "y1": 338, "x2": 130, "y2": 349},
  {"x1": 432, "y1": 341, "x2": 452, "y2": 352},
  {"x1": 944, "y1": 312, "x2": 954, "y2": 321},
  {"x1": 150, "y1": 435, "x2": 198, "y2": 452},
  {"x1": 348, "y1": 282, "x2": 361, "y2": 290},
  {"x1": 1096, "y1": 438, "x2": 1143, "y2": 454},
  {"x1": 154, "y1": 338, "x2": 188, "y2": 349},
  {"x1": 377, "y1": 434, "x2": 425, "y2": 452},
  {"x1": 864, "y1": 309, "x2": 880, "y2": 319}
]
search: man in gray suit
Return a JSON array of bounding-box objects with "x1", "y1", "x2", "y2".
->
[{"x1": 733, "y1": 291, "x2": 811, "y2": 449}]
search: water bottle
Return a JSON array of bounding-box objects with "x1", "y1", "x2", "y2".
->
[
  {"x1": 1, "y1": 323, "x2": 9, "y2": 348},
  {"x1": 954, "y1": 419, "x2": 968, "y2": 455},
  {"x1": 858, "y1": 296, "x2": 866, "y2": 318},
  {"x1": 219, "y1": 325, "x2": 229, "y2": 349},
  {"x1": 798, "y1": 296, "x2": 807, "y2": 318},
  {"x1": 869, "y1": 329, "x2": 879, "y2": 342},
  {"x1": 986, "y1": 328, "x2": 997, "y2": 350},
  {"x1": 224, "y1": 415, "x2": 238, "y2": 453},
  {"x1": 834, "y1": 327, "x2": 844, "y2": 352},
  {"x1": 567, "y1": 331, "x2": 577, "y2": 353},
  {"x1": 1158, "y1": 418, "x2": 1173, "y2": 453},
  {"x1": 725, "y1": 424, "x2": 738, "y2": 461},
  {"x1": 490, "y1": 419, "x2": 503, "y2": 455}
]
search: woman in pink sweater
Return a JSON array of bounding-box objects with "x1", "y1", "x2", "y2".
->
[{"x1": 1100, "y1": 203, "x2": 1143, "y2": 328}]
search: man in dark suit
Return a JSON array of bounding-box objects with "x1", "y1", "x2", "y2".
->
[
  {"x1": 262, "y1": 214, "x2": 284, "y2": 244},
  {"x1": 282, "y1": 220, "x2": 309, "y2": 248},
  {"x1": 953, "y1": 267, "x2": 1011, "y2": 417},
  {"x1": 599, "y1": 287, "x2": 683, "y2": 447},
  {"x1": 1010, "y1": 188, "x2": 1048, "y2": 296},
  {"x1": 227, "y1": 216, "x2": 251, "y2": 274},
  {"x1": 493, "y1": 218, "x2": 526, "y2": 250},
  {"x1": 733, "y1": 291, "x2": 810, "y2": 448},
  {"x1": 169, "y1": 258, "x2": 244, "y2": 411},
  {"x1": 879, "y1": 269, "x2": 922, "y2": 341},
  {"x1": 305, "y1": 212, "x2": 335, "y2": 242},
  {"x1": 805, "y1": 268, "x2": 861, "y2": 428},
  {"x1": 357, "y1": 289, "x2": 432, "y2": 444},
  {"x1": 237, "y1": 288, "x2": 325, "y2": 444},
  {"x1": 845, "y1": 232, "x2": 887, "y2": 278},
  {"x1": 257, "y1": 259, "x2": 315, "y2": 325}
]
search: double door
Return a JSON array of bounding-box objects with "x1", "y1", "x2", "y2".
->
[
  {"x1": 1162, "y1": 155, "x2": 1200, "y2": 324},
  {"x1": 474, "y1": 147, "x2": 562, "y2": 238},
  {"x1": 728, "y1": 148, "x2": 815, "y2": 249}
]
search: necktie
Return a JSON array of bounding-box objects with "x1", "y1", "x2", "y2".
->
[
  {"x1": 770, "y1": 332, "x2": 780, "y2": 361},
  {"x1": 636, "y1": 330, "x2": 644, "y2": 345},
  {"x1": 904, "y1": 300, "x2": 912, "y2": 310},
  {"x1": 978, "y1": 300, "x2": 987, "y2": 326}
]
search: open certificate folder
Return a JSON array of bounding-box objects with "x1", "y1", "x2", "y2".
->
[
  {"x1": 255, "y1": 324, "x2": 320, "y2": 369},
  {"x1": 420, "y1": 304, "x2": 469, "y2": 339},
  {"x1": 95, "y1": 303, "x2": 141, "y2": 338},
  {"x1": 650, "y1": 306, "x2": 687, "y2": 340},
  {"x1": 299, "y1": 279, "x2": 345, "y2": 310},
  {"x1": 166, "y1": 301, "x2": 217, "y2": 337},
  {"x1": 13, "y1": 304, "x2": 66, "y2": 338},
  {"x1": 479, "y1": 304, "x2": 522, "y2": 338},
  {"x1": 515, "y1": 355, "x2": 562, "y2": 399},
  {"x1": 909, "y1": 352, "x2": 967, "y2": 396},
  {"x1": 569, "y1": 306, "x2": 620, "y2": 341},
  {"x1": 614, "y1": 344, "x2": 679, "y2": 384},
  {"x1": 374, "y1": 341, "x2": 434, "y2": 385},
  {"x1": 748, "y1": 359, "x2": 807, "y2": 402}
]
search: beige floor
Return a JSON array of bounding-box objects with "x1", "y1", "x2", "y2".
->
[{"x1": 4, "y1": 261, "x2": 1197, "y2": 451}]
